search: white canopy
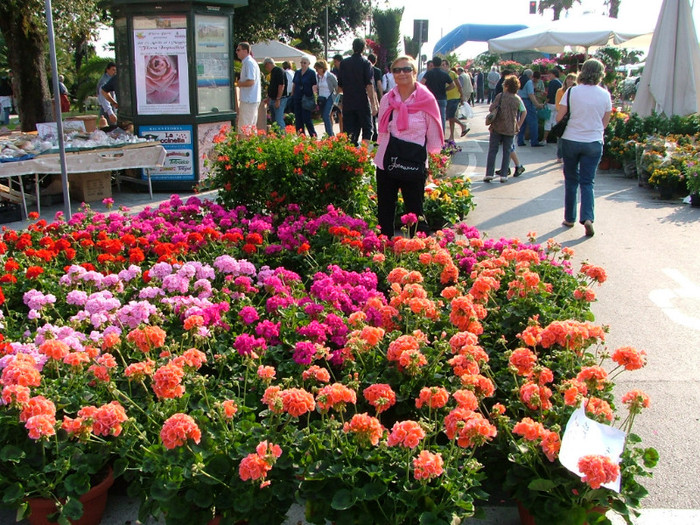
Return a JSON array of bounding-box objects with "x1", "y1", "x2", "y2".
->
[
  {"x1": 250, "y1": 40, "x2": 316, "y2": 68},
  {"x1": 633, "y1": 0, "x2": 700, "y2": 117},
  {"x1": 488, "y1": 14, "x2": 652, "y2": 54}
]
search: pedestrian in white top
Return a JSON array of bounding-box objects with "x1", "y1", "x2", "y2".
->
[
  {"x1": 236, "y1": 42, "x2": 261, "y2": 132},
  {"x1": 382, "y1": 71, "x2": 395, "y2": 92}
]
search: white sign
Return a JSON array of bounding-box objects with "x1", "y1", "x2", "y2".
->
[
  {"x1": 133, "y1": 17, "x2": 190, "y2": 115},
  {"x1": 559, "y1": 403, "x2": 626, "y2": 492}
]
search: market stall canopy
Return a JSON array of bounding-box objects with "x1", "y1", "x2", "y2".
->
[
  {"x1": 487, "y1": 15, "x2": 653, "y2": 54},
  {"x1": 633, "y1": 0, "x2": 700, "y2": 117},
  {"x1": 432, "y1": 24, "x2": 528, "y2": 56},
  {"x1": 251, "y1": 40, "x2": 316, "y2": 68}
]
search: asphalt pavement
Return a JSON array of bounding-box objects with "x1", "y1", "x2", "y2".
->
[{"x1": 2, "y1": 106, "x2": 699, "y2": 524}]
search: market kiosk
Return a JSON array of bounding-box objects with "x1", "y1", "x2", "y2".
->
[{"x1": 102, "y1": 0, "x2": 248, "y2": 191}]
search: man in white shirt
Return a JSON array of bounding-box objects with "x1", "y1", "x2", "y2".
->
[
  {"x1": 235, "y1": 42, "x2": 261, "y2": 132},
  {"x1": 382, "y1": 71, "x2": 395, "y2": 92}
]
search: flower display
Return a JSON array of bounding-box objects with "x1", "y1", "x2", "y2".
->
[{"x1": 0, "y1": 197, "x2": 656, "y2": 525}]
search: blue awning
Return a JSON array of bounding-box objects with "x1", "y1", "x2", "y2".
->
[{"x1": 432, "y1": 24, "x2": 529, "y2": 56}]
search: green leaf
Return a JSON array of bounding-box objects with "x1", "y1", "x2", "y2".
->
[
  {"x1": 0, "y1": 445, "x2": 26, "y2": 462},
  {"x1": 528, "y1": 478, "x2": 558, "y2": 491},
  {"x1": 62, "y1": 497, "x2": 84, "y2": 520},
  {"x1": 643, "y1": 448, "x2": 659, "y2": 468},
  {"x1": 361, "y1": 481, "x2": 387, "y2": 501},
  {"x1": 150, "y1": 481, "x2": 176, "y2": 502},
  {"x1": 2, "y1": 483, "x2": 23, "y2": 504},
  {"x1": 331, "y1": 489, "x2": 357, "y2": 510},
  {"x1": 64, "y1": 472, "x2": 90, "y2": 495}
]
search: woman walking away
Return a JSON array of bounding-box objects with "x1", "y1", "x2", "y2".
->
[
  {"x1": 374, "y1": 55, "x2": 444, "y2": 238},
  {"x1": 555, "y1": 73, "x2": 577, "y2": 162},
  {"x1": 556, "y1": 59, "x2": 611, "y2": 237},
  {"x1": 484, "y1": 75, "x2": 526, "y2": 183},
  {"x1": 291, "y1": 58, "x2": 317, "y2": 137},
  {"x1": 314, "y1": 60, "x2": 338, "y2": 136}
]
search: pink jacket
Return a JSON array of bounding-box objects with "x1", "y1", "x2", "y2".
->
[{"x1": 374, "y1": 83, "x2": 444, "y2": 170}]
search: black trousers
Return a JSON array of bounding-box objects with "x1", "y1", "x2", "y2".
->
[
  {"x1": 343, "y1": 108, "x2": 372, "y2": 145},
  {"x1": 376, "y1": 168, "x2": 426, "y2": 237}
]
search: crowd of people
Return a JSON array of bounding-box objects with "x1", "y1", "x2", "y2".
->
[{"x1": 235, "y1": 45, "x2": 611, "y2": 239}]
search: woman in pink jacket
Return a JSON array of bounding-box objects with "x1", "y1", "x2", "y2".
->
[{"x1": 374, "y1": 55, "x2": 444, "y2": 237}]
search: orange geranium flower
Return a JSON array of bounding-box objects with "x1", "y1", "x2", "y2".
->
[
  {"x1": 621, "y1": 389, "x2": 650, "y2": 412},
  {"x1": 39, "y1": 340, "x2": 70, "y2": 360},
  {"x1": 280, "y1": 388, "x2": 315, "y2": 417},
  {"x1": 578, "y1": 455, "x2": 620, "y2": 489},
  {"x1": 512, "y1": 417, "x2": 545, "y2": 441},
  {"x1": 152, "y1": 362, "x2": 185, "y2": 399},
  {"x1": 301, "y1": 365, "x2": 331, "y2": 383},
  {"x1": 509, "y1": 348, "x2": 537, "y2": 376},
  {"x1": 611, "y1": 346, "x2": 647, "y2": 371},
  {"x1": 386, "y1": 420, "x2": 425, "y2": 449},
  {"x1": 413, "y1": 450, "x2": 444, "y2": 481},
  {"x1": 160, "y1": 413, "x2": 201, "y2": 450},
  {"x1": 415, "y1": 387, "x2": 450, "y2": 409},
  {"x1": 25, "y1": 414, "x2": 56, "y2": 440},
  {"x1": 316, "y1": 383, "x2": 357, "y2": 413},
  {"x1": 342, "y1": 413, "x2": 383, "y2": 446},
  {"x1": 541, "y1": 430, "x2": 561, "y2": 462},
  {"x1": 222, "y1": 400, "x2": 238, "y2": 419},
  {"x1": 363, "y1": 383, "x2": 396, "y2": 414}
]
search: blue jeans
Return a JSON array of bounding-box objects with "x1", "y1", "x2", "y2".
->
[
  {"x1": 320, "y1": 95, "x2": 335, "y2": 136},
  {"x1": 517, "y1": 99, "x2": 539, "y2": 146},
  {"x1": 561, "y1": 139, "x2": 603, "y2": 224},
  {"x1": 486, "y1": 132, "x2": 514, "y2": 177},
  {"x1": 436, "y1": 99, "x2": 447, "y2": 133},
  {"x1": 269, "y1": 97, "x2": 288, "y2": 132}
]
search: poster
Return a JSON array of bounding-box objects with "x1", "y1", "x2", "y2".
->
[
  {"x1": 133, "y1": 16, "x2": 190, "y2": 115},
  {"x1": 198, "y1": 122, "x2": 230, "y2": 183},
  {"x1": 139, "y1": 125, "x2": 195, "y2": 181},
  {"x1": 195, "y1": 15, "x2": 232, "y2": 113}
]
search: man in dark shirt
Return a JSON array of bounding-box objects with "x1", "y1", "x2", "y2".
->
[
  {"x1": 264, "y1": 57, "x2": 288, "y2": 132},
  {"x1": 421, "y1": 56, "x2": 454, "y2": 132},
  {"x1": 338, "y1": 38, "x2": 374, "y2": 145},
  {"x1": 543, "y1": 66, "x2": 563, "y2": 143},
  {"x1": 367, "y1": 53, "x2": 384, "y2": 142}
]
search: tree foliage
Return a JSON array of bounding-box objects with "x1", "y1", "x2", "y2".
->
[
  {"x1": 234, "y1": 0, "x2": 369, "y2": 57},
  {"x1": 538, "y1": 0, "x2": 581, "y2": 21},
  {"x1": 0, "y1": 0, "x2": 104, "y2": 130},
  {"x1": 372, "y1": 8, "x2": 403, "y2": 72}
]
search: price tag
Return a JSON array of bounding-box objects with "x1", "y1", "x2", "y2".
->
[{"x1": 559, "y1": 403, "x2": 626, "y2": 492}]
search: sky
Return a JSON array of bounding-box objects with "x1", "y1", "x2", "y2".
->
[{"x1": 95, "y1": 0, "x2": 699, "y2": 59}]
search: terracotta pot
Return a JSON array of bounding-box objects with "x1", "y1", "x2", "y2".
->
[
  {"x1": 598, "y1": 157, "x2": 611, "y2": 170},
  {"x1": 26, "y1": 466, "x2": 114, "y2": 525}
]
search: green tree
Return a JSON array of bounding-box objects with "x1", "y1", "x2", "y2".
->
[
  {"x1": 403, "y1": 36, "x2": 420, "y2": 61},
  {"x1": 537, "y1": 0, "x2": 581, "y2": 21},
  {"x1": 235, "y1": 0, "x2": 369, "y2": 57},
  {"x1": 372, "y1": 7, "x2": 403, "y2": 72},
  {"x1": 0, "y1": 0, "x2": 104, "y2": 131}
]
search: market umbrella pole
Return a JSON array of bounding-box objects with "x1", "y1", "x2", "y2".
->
[{"x1": 45, "y1": 0, "x2": 71, "y2": 220}]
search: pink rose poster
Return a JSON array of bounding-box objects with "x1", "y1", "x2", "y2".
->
[{"x1": 133, "y1": 16, "x2": 190, "y2": 115}]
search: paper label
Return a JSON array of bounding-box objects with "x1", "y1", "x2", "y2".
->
[{"x1": 559, "y1": 403, "x2": 626, "y2": 492}]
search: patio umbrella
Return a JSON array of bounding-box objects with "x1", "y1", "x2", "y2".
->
[
  {"x1": 250, "y1": 41, "x2": 316, "y2": 68},
  {"x1": 632, "y1": 0, "x2": 700, "y2": 117},
  {"x1": 488, "y1": 14, "x2": 651, "y2": 54}
]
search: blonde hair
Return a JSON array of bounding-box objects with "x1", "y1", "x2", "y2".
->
[
  {"x1": 314, "y1": 60, "x2": 328, "y2": 72},
  {"x1": 390, "y1": 55, "x2": 418, "y2": 73},
  {"x1": 578, "y1": 59, "x2": 605, "y2": 85}
]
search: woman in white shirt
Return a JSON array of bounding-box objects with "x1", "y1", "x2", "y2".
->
[
  {"x1": 313, "y1": 60, "x2": 338, "y2": 137},
  {"x1": 556, "y1": 59, "x2": 612, "y2": 237}
]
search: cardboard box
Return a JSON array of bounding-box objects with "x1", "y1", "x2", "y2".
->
[
  {"x1": 65, "y1": 115, "x2": 98, "y2": 133},
  {"x1": 68, "y1": 171, "x2": 112, "y2": 202}
]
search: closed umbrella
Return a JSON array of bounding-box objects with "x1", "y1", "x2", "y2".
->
[
  {"x1": 632, "y1": 0, "x2": 700, "y2": 117},
  {"x1": 488, "y1": 14, "x2": 650, "y2": 54}
]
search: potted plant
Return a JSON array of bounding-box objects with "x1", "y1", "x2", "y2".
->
[
  {"x1": 683, "y1": 159, "x2": 700, "y2": 206},
  {"x1": 648, "y1": 166, "x2": 684, "y2": 199},
  {"x1": 0, "y1": 349, "x2": 124, "y2": 524},
  {"x1": 489, "y1": 315, "x2": 658, "y2": 525}
]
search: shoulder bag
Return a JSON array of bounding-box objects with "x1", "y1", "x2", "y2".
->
[
  {"x1": 485, "y1": 94, "x2": 501, "y2": 126},
  {"x1": 301, "y1": 95, "x2": 316, "y2": 112},
  {"x1": 383, "y1": 136, "x2": 427, "y2": 181},
  {"x1": 549, "y1": 88, "x2": 572, "y2": 139}
]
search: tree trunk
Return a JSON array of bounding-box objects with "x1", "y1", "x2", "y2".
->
[
  {"x1": 608, "y1": 0, "x2": 621, "y2": 18},
  {"x1": 0, "y1": 10, "x2": 52, "y2": 131},
  {"x1": 553, "y1": 7, "x2": 563, "y2": 20}
]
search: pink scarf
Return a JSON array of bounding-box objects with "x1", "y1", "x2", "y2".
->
[{"x1": 378, "y1": 83, "x2": 442, "y2": 134}]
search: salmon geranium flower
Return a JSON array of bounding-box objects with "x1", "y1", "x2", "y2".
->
[{"x1": 160, "y1": 413, "x2": 202, "y2": 450}]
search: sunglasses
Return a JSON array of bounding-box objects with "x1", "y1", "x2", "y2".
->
[{"x1": 392, "y1": 66, "x2": 413, "y2": 74}]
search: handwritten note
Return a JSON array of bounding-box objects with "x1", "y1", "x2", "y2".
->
[{"x1": 559, "y1": 403, "x2": 626, "y2": 492}]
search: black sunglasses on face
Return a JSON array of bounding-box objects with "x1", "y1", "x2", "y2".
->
[{"x1": 392, "y1": 66, "x2": 413, "y2": 74}]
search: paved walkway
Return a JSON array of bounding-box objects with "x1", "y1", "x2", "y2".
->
[{"x1": 3, "y1": 105, "x2": 700, "y2": 524}]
